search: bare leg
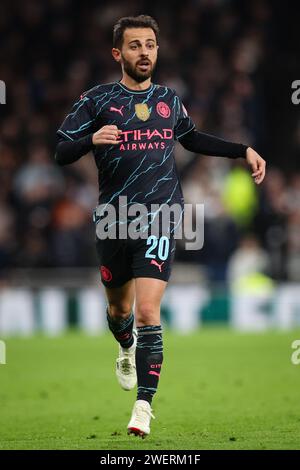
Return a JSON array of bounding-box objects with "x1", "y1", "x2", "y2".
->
[
  {"x1": 105, "y1": 279, "x2": 135, "y2": 320},
  {"x1": 134, "y1": 277, "x2": 167, "y2": 326}
]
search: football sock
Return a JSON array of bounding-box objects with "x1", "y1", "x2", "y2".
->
[
  {"x1": 106, "y1": 307, "x2": 134, "y2": 349},
  {"x1": 136, "y1": 325, "x2": 163, "y2": 404}
]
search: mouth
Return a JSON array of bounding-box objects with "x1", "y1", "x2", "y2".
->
[{"x1": 137, "y1": 60, "x2": 151, "y2": 71}]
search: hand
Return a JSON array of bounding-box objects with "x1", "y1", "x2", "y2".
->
[
  {"x1": 246, "y1": 147, "x2": 266, "y2": 184},
  {"x1": 92, "y1": 125, "x2": 122, "y2": 146}
]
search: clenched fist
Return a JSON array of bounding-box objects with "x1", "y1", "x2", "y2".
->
[{"x1": 92, "y1": 125, "x2": 122, "y2": 146}]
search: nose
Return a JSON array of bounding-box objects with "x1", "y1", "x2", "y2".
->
[{"x1": 140, "y1": 46, "x2": 149, "y2": 56}]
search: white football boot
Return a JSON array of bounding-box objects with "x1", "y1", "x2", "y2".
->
[
  {"x1": 127, "y1": 400, "x2": 155, "y2": 438},
  {"x1": 116, "y1": 329, "x2": 137, "y2": 391}
]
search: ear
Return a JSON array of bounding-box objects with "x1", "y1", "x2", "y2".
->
[{"x1": 112, "y1": 48, "x2": 121, "y2": 63}]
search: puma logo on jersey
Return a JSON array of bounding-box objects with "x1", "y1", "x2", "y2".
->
[
  {"x1": 110, "y1": 105, "x2": 124, "y2": 116},
  {"x1": 150, "y1": 259, "x2": 165, "y2": 272}
]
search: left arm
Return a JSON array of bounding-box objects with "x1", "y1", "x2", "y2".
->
[
  {"x1": 179, "y1": 129, "x2": 266, "y2": 185},
  {"x1": 178, "y1": 128, "x2": 247, "y2": 158}
]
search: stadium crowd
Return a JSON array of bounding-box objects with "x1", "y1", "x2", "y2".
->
[{"x1": 0, "y1": 0, "x2": 299, "y2": 282}]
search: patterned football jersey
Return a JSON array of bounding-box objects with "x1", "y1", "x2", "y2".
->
[{"x1": 57, "y1": 81, "x2": 195, "y2": 215}]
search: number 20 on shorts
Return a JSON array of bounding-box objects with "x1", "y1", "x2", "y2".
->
[{"x1": 145, "y1": 235, "x2": 170, "y2": 261}]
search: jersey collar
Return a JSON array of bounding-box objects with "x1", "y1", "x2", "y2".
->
[{"x1": 116, "y1": 81, "x2": 155, "y2": 94}]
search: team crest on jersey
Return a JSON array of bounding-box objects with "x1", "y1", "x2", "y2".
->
[
  {"x1": 135, "y1": 103, "x2": 150, "y2": 121},
  {"x1": 156, "y1": 101, "x2": 171, "y2": 118}
]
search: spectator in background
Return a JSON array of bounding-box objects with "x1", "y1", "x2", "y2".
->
[{"x1": 227, "y1": 233, "x2": 270, "y2": 286}]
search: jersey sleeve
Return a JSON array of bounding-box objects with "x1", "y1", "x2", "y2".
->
[
  {"x1": 57, "y1": 94, "x2": 96, "y2": 141},
  {"x1": 174, "y1": 95, "x2": 195, "y2": 140}
]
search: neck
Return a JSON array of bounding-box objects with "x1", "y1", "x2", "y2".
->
[{"x1": 120, "y1": 73, "x2": 151, "y2": 91}]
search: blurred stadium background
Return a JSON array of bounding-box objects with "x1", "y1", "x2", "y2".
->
[{"x1": 0, "y1": 0, "x2": 299, "y2": 335}]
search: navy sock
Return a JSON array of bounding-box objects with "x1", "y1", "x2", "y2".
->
[
  {"x1": 136, "y1": 325, "x2": 163, "y2": 405},
  {"x1": 106, "y1": 307, "x2": 134, "y2": 349}
]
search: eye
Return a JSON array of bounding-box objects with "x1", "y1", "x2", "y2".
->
[
  {"x1": 130, "y1": 45, "x2": 137, "y2": 50},
  {"x1": 147, "y1": 43, "x2": 155, "y2": 49}
]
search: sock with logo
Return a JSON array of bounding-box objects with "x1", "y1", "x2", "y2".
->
[
  {"x1": 136, "y1": 325, "x2": 163, "y2": 404},
  {"x1": 106, "y1": 307, "x2": 134, "y2": 349}
]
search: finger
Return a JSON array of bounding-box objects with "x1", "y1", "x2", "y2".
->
[
  {"x1": 101, "y1": 135, "x2": 120, "y2": 141},
  {"x1": 101, "y1": 140, "x2": 120, "y2": 145},
  {"x1": 255, "y1": 171, "x2": 265, "y2": 184},
  {"x1": 254, "y1": 175, "x2": 261, "y2": 184},
  {"x1": 255, "y1": 162, "x2": 265, "y2": 180},
  {"x1": 102, "y1": 132, "x2": 119, "y2": 139},
  {"x1": 94, "y1": 137, "x2": 120, "y2": 145},
  {"x1": 253, "y1": 169, "x2": 263, "y2": 178},
  {"x1": 104, "y1": 125, "x2": 119, "y2": 130},
  {"x1": 98, "y1": 129, "x2": 121, "y2": 138},
  {"x1": 252, "y1": 160, "x2": 258, "y2": 172},
  {"x1": 260, "y1": 168, "x2": 266, "y2": 182}
]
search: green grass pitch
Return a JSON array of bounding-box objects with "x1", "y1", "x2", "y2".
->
[{"x1": 0, "y1": 328, "x2": 300, "y2": 450}]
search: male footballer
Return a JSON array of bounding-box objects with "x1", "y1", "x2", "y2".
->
[{"x1": 55, "y1": 15, "x2": 266, "y2": 438}]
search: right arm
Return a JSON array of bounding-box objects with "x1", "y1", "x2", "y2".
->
[
  {"x1": 55, "y1": 126, "x2": 122, "y2": 166},
  {"x1": 55, "y1": 93, "x2": 121, "y2": 166}
]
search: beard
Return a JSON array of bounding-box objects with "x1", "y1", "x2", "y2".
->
[{"x1": 122, "y1": 55, "x2": 156, "y2": 83}]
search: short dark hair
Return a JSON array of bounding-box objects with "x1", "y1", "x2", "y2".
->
[{"x1": 113, "y1": 15, "x2": 159, "y2": 49}]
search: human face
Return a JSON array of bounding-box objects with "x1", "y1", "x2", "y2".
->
[{"x1": 112, "y1": 28, "x2": 158, "y2": 83}]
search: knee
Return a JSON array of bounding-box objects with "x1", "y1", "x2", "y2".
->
[
  {"x1": 108, "y1": 301, "x2": 132, "y2": 320},
  {"x1": 135, "y1": 302, "x2": 158, "y2": 326}
]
